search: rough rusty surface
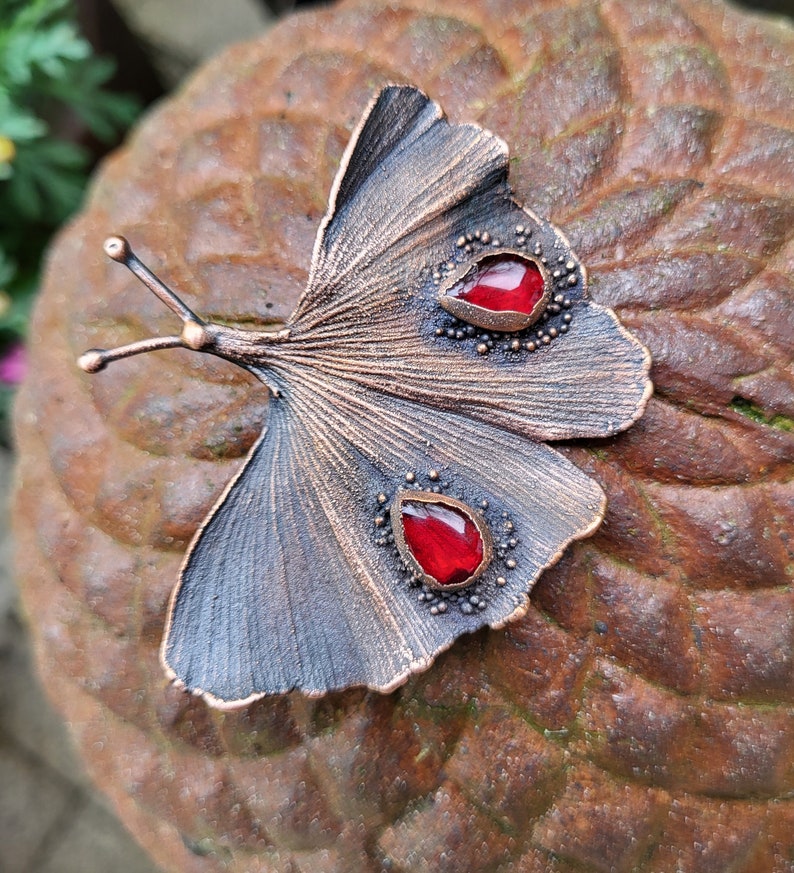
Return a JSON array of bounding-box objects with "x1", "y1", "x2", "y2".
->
[{"x1": 13, "y1": 0, "x2": 794, "y2": 870}]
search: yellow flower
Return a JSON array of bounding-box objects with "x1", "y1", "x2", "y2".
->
[{"x1": 0, "y1": 136, "x2": 16, "y2": 165}]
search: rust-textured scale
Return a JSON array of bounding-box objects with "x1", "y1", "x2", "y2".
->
[{"x1": 79, "y1": 85, "x2": 651, "y2": 707}]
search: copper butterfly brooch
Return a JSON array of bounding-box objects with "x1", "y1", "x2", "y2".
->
[{"x1": 79, "y1": 85, "x2": 652, "y2": 708}]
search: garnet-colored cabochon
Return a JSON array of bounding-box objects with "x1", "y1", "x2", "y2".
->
[
  {"x1": 400, "y1": 499, "x2": 485, "y2": 587},
  {"x1": 446, "y1": 254, "x2": 545, "y2": 315}
]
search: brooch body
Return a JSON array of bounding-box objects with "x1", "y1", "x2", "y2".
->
[{"x1": 79, "y1": 85, "x2": 652, "y2": 707}]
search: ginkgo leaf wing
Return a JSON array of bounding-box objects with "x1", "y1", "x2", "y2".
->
[
  {"x1": 162, "y1": 366, "x2": 606, "y2": 705},
  {"x1": 161, "y1": 398, "x2": 421, "y2": 705},
  {"x1": 283, "y1": 84, "x2": 651, "y2": 441},
  {"x1": 284, "y1": 298, "x2": 651, "y2": 442},
  {"x1": 293, "y1": 84, "x2": 510, "y2": 324}
]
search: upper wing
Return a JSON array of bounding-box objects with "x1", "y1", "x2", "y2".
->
[
  {"x1": 284, "y1": 85, "x2": 651, "y2": 441},
  {"x1": 292, "y1": 84, "x2": 509, "y2": 323},
  {"x1": 161, "y1": 370, "x2": 605, "y2": 706}
]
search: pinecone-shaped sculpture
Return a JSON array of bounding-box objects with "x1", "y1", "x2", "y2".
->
[{"x1": 14, "y1": 1, "x2": 794, "y2": 871}]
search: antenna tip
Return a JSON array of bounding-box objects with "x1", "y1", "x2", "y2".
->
[
  {"x1": 78, "y1": 349, "x2": 107, "y2": 373},
  {"x1": 103, "y1": 236, "x2": 130, "y2": 262}
]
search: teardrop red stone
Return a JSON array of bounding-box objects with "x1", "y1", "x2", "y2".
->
[
  {"x1": 448, "y1": 255, "x2": 545, "y2": 314},
  {"x1": 400, "y1": 500, "x2": 484, "y2": 586}
]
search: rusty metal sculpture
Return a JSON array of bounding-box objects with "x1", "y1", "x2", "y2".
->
[{"x1": 78, "y1": 85, "x2": 652, "y2": 707}]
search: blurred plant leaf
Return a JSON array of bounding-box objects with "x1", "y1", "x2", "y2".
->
[
  {"x1": 0, "y1": 245, "x2": 16, "y2": 289},
  {"x1": 46, "y1": 56, "x2": 140, "y2": 140},
  {"x1": 2, "y1": 19, "x2": 90, "y2": 84},
  {"x1": 0, "y1": 90, "x2": 47, "y2": 141},
  {"x1": 0, "y1": 0, "x2": 141, "y2": 442},
  {"x1": 5, "y1": 137, "x2": 88, "y2": 221}
]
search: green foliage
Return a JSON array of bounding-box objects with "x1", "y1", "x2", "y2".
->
[
  {"x1": 0, "y1": 0, "x2": 140, "y2": 439},
  {"x1": 730, "y1": 396, "x2": 794, "y2": 432},
  {"x1": 0, "y1": 0, "x2": 140, "y2": 318}
]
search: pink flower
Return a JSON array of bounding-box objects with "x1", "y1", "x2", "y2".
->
[{"x1": 0, "y1": 342, "x2": 26, "y2": 384}]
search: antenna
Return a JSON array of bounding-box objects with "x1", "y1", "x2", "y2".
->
[{"x1": 78, "y1": 236, "x2": 214, "y2": 373}]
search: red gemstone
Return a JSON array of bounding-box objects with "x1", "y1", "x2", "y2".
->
[
  {"x1": 448, "y1": 255, "x2": 545, "y2": 313},
  {"x1": 400, "y1": 500, "x2": 484, "y2": 587}
]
